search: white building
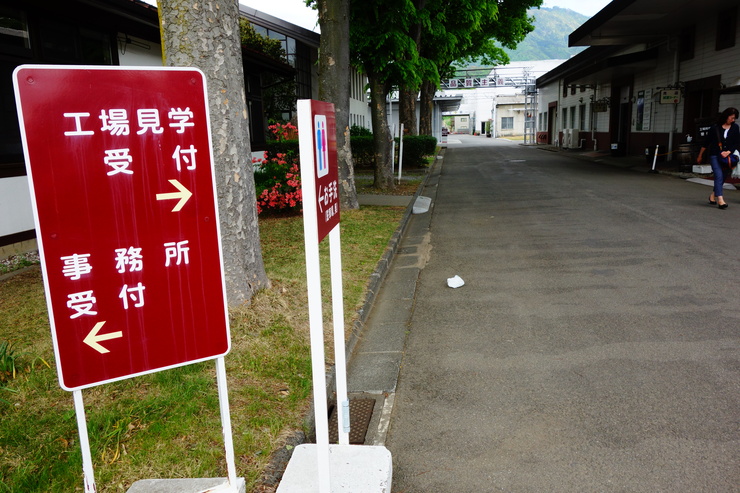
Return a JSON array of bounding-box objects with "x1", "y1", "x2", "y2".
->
[
  {"x1": 434, "y1": 60, "x2": 565, "y2": 138},
  {"x1": 536, "y1": 0, "x2": 740, "y2": 158}
]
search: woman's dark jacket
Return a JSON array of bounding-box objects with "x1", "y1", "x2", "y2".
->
[{"x1": 703, "y1": 122, "x2": 740, "y2": 157}]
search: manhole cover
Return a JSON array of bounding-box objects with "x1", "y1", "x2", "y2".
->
[{"x1": 328, "y1": 398, "x2": 375, "y2": 444}]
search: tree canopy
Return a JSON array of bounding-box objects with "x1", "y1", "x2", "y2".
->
[{"x1": 348, "y1": 0, "x2": 542, "y2": 184}]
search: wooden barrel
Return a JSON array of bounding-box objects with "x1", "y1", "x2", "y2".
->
[{"x1": 676, "y1": 143, "x2": 695, "y2": 165}]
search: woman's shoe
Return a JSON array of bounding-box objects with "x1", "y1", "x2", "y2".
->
[
  {"x1": 709, "y1": 198, "x2": 717, "y2": 205},
  {"x1": 718, "y1": 202, "x2": 729, "y2": 209}
]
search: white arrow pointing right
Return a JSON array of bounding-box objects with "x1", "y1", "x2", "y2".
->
[{"x1": 156, "y1": 179, "x2": 192, "y2": 212}]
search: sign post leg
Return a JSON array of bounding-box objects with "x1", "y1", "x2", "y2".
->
[
  {"x1": 305, "y1": 237, "x2": 332, "y2": 492},
  {"x1": 398, "y1": 123, "x2": 405, "y2": 184},
  {"x1": 73, "y1": 390, "x2": 97, "y2": 493},
  {"x1": 391, "y1": 124, "x2": 396, "y2": 174},
  {"x1": 216, "y1": 357, "x2": 238, "y2": 489},
  {"x1": 329, "y1": 227, "x2": 350, "y2": 445}
]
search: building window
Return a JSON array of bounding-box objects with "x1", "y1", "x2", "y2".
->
[
  {"x1": 501, "y1": 117, "x2": 514, "y2": 130},
  {"x1": 0, "y1": 6, "x2": 31, "y2": 56},
  {"x1": 0, "y1": 11, "x2": 114, "y2": 178},
  {"x1": 579, "y1": 104, "x2": 587, "y2": 131},
  {"x1": 570, "y1": 106, "x2": 576, "y2": 129},
  {"x1": 38, "y1": 20, "x2": 112, "y2": 64},
  {"x1": 716, "y1": 7, "x2": 737, "y2": 51},
  {"x1": 679, "y1": 25, "x2": 695, "y2": 61}
]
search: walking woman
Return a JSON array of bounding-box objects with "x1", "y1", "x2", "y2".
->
[{"x1": 697, "y1": 107, "x2": 740, "y2": 209}]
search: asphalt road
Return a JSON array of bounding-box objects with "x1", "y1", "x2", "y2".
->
[{"x1": 386, "y1": 135, "x2": 740, "y2": 492}]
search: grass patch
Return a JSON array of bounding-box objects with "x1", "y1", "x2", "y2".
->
[
  {"x1": 0, "y1": 205, "x2": 407, "y2": 492},
  {"x1": 355, "y1": 173, "x2": 425, "y2": 196}
]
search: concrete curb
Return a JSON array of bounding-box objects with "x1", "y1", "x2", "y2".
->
[
  {"x1": 256, "y1": 151, "x2": 444, "y2": 490},
  {"x1": 346, "y1": 165, "x2": 434, "y2": 363},
  {"x1": 534, "y1": 144, "x2": 738, "y2": 185}
]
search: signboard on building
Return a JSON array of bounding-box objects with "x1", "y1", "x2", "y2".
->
[
  {"x1": 593, "y1": 102, "x2": 609, "y2": 112},
  {"x1": 660, "y1": 89, "x2": 681, "y2": 104},
  {"x1": 14, "y1": 66, "x2": 230, "y2": 391}
]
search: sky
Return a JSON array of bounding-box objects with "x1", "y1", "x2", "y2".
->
[
  {"x1": 236, "y1": 0, "x2": 614, "y2": 32},
  {"x1": 142, "y1": 1, "x2": 614, "y2": 33}
]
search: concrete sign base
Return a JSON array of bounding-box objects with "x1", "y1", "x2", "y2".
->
[
  {"x1": 277, "y1": 444, "x2": 392, "y2": 492},
  {"x1": 127, "y1": 477, "x2": 246, "y2": 493}
]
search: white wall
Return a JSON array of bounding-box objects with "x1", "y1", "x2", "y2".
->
[
  {"x1": 681, "y1": 9, "x2": 740, "y2": 90},
  {"x1": 117, "y1": 34, "x2": 163, "y2": 66},
  {"x1": 0, "y1": 176, "x2": 34, "y2": 236},
  {"x1": 0, "y1": 34, "x2": 163, "y2": 247}
]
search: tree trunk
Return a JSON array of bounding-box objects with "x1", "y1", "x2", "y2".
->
[
  {"x1": 368, "y1": 74, "x2": 394, "y2": 190},
  {"x1": 317, "y1": 0, "x2": 359, "y2": 211},
  {"x1": 419, "y1": 79, "x2": 436, "y2": 136},
  {"x1": 399, "y1": 87, "x2": 418, "y2": 135},
  {"x1": 159, "y1": 0, "x2": 269, "y2": 306}
]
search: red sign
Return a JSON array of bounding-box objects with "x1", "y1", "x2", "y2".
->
[
  {"x1": 307, "y1": 101, "x2": 340, "y2": 242},
  {"x1": 13, "y1": 66, "x2": 230, "y2": 390}
]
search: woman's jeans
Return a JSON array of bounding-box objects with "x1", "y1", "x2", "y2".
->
[{"x1": 710, "y1": 154, "x2": 727, "y2": 197}]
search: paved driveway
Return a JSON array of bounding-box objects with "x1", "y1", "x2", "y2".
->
[{"x1": 387, "y1": 136, "x2": 740, "y2": 492}]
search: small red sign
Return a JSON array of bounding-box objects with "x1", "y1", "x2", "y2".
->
[
  {"x1": 14, "y1": 66, "x2": 230, "y2": 390},
  {"x1": 308, "y1": 101, "x2": 340, "y2": 242}
]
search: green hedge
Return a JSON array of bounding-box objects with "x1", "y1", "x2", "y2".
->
[
  {"x1": 268, "y1": 133, "x2": 438, "y2": 169},
  {"x1": 396, "y1": 135, "x2": 437, "y2": 166},
  {"x1": 350, "y1": 134, "x2": 437, "y2": 169},
  {"x1": 264, "y1": 139, "x2": 299, "y2": 159},
  {"x1": 350, "y1": 135, "x2": 375, "y2": 168},
  {"x1": 350, "y1": 125, "x2": 373, "y2": 137}
]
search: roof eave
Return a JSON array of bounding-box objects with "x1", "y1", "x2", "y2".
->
[{"x1": 569, "y1": 0, "x2": 639, "y2": 46}]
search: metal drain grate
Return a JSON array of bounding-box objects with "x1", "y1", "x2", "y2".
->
[{"x1": 328, "y1": 398, "x2": 375, "y2": 444}]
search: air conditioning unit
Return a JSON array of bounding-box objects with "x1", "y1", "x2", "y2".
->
[
  {"x1": 563, "y1": 129, "x2": 572, "y2": 148},
  {"x1": 571, "y1": 129, "x2": 580, "y2": 148}
]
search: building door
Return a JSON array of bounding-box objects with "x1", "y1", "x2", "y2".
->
[
  {"x1": 548, "y1": 101, "x2": 558, "y2": 145},
  {"x1": 610, "y1": 83, "x2": 632, "y2": 155},
  {"x1": 683, "y1": 75, "x2": 720, "y2": 140}
]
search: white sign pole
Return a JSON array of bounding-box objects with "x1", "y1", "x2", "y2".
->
[
  {"x1": 329, "y1": 226, "x2": 350, "y2": 445},
  {"x1": 216, "y1": 357, "x2": 239, "y2": 490},
  {"x1": 297, "y1": 100, "x2": 332, "y2": 493},
  {"x1": 72, "y1": 390, "x2": 96, "y2": 493},
  {"x1": 398, "y1": 123, "x2": 405, "y2": 184},
  {"x1": 391, "y1": 124, "x2": 397, "y2": 174}
]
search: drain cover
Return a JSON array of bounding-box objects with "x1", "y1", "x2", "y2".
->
[{"x1": 328, "y1": 398, "x2": 375, "y2": 444}]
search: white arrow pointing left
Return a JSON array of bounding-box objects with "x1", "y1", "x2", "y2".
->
[{"x1": 83, "y1": 321, "x2": 122, "y2": 354}]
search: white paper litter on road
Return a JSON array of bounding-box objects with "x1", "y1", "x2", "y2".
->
[{"x1": 447, "y1": 275, "x2": 465, "y2": 288}]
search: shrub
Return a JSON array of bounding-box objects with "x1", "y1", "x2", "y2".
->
[
  {"x1": 267, "y1": 121, "x2": 298, "y2": 141},
  {"x1": 265, "y1": 139, "x2": 299, "y2": 158},
  {"x1": 397, "y1": 135, "x2": 437, "y2": 167},
  {"x1": 350, "y1": 135, "x2": 375, "y2": 168},
  {"x1": 350, "y1": 125, "x2": 373, "y2": 137},
  {"x1": 254, "y1": 122, "x2": 302, "y2": 215},
  {"x1": 254, "y1": 153, "x2": 302, "y2": 215}
]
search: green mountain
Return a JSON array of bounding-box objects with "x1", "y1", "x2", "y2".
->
[{"x1": 503, "y1": 7, "x2": 589, "y2": 61}]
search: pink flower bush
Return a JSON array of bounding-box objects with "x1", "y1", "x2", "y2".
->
[
  {"x1": 267, "y1": 122, "x2": 298, "y2": 142},
  {"x1": 254, "y1": 121, "x2": 302, "y2": 215},
  {"x1": 254, "y1": 152, "x2": 302, "y2": 215}
]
